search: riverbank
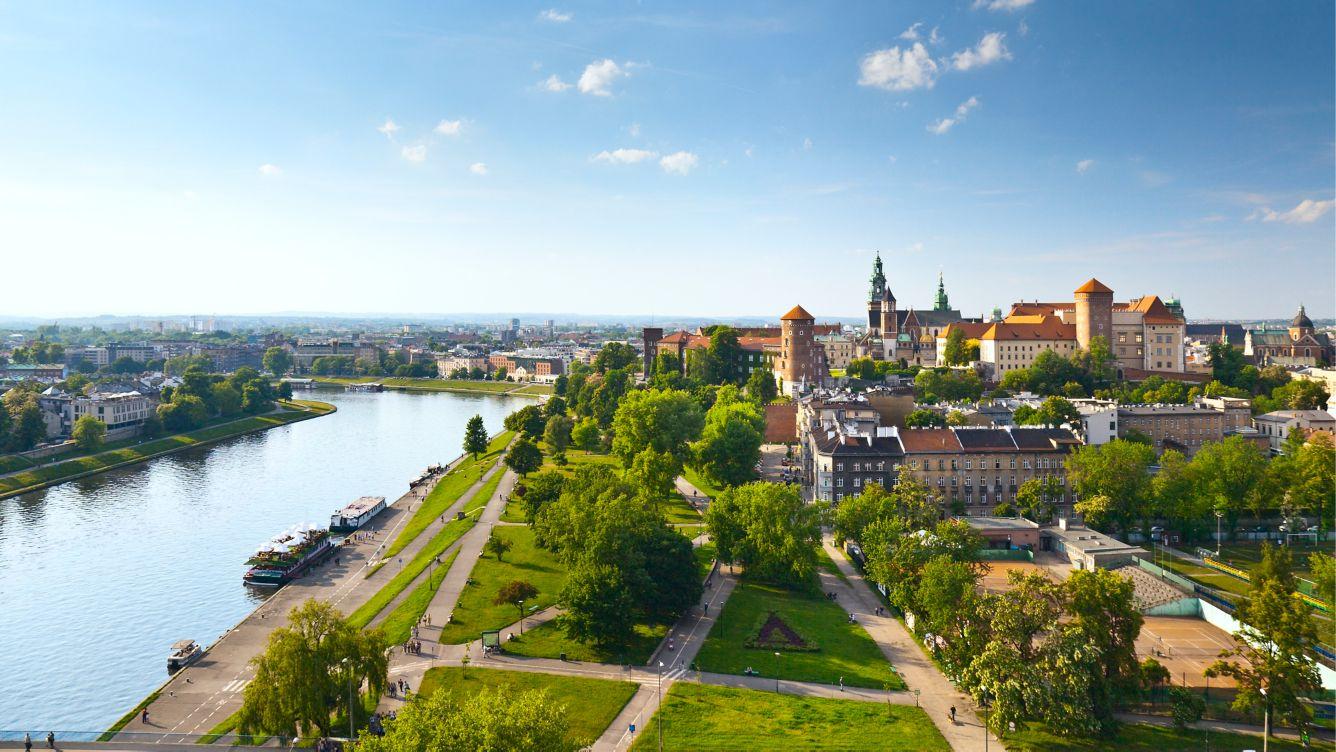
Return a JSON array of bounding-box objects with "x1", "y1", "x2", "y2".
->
[
  {"x1": 0, "y1": 400, "x2": 335, "y2": 501},
  {"x1": 311, "y1": 376, "x2": 551, "y2": 397}
]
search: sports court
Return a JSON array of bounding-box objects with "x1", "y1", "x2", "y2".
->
[
  {"x1": 1137, "y1": 615, "x2": 1239, "y2": 688},
  {"x1": 978, "y1": 560, "x2": 1054, "y2": 594}
]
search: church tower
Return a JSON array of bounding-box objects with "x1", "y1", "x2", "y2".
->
[
  {"x1": 867, "y1": 254, "x2": 887, "y2": 333},
  {"x1": 933, "y1": 272, "x2": 951, "y2": 312},
  {"x1": 1289, "y1": 304, "x2": 1314, "y2": 341}
]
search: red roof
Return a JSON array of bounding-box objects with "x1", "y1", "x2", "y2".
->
[
  {"x1": 1074, "y1": 278, "x2": 1114, "y2": 294},
  {"x1": 897, "y1": 428, "x2": 962, "y2": 453},
  {"x1": 781, "y1": 304, "x2": 815, "y2": 321}
]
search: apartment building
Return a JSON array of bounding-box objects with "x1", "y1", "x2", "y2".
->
[
  {"x1": 1253, "y1": 410, "x2": 1336, "y2": 454},
  {"x1": 1115, "y1": 396, "x2": 1252, "y2": 455}
]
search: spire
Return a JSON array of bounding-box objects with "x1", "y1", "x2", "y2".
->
[
  {"x1": 869, "y1": 253, "x2": 887, "y2": 302},
  {"x1": 933, "y1": 271, "x2": 950, "y2": 312}
]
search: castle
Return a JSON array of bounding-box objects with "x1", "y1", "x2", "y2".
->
[{"x1": 860, "y1": 253, "x2": 967, "y2": 365}]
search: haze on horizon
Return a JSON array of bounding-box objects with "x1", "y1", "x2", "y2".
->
[{"x1": 1, "y1": 1, "x2": 1332, "y2": 321}]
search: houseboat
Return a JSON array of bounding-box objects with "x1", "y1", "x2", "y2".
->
[
  {"x1": 346, "y1": 382, "x2": 384, "y2": 392},
  {"x1": 243, "y1": 524, "x2": 332, "y2": 587},
  {"x1": 329, "y1": 496, "x2": 387, "y2": 534},
  {"x1": 167, "y1": 639, "x2": 202, "y2": 673}
]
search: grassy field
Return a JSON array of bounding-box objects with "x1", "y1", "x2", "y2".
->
[
  {"x1": 382, "y1": 431, "x2": 512, "y2": 559},
  {"x1": 695, "y1": 542, "x2": 717, "y2": 578},
  {"x1": 512, "y1": 383, "x2": 555, "y2": 396},
  {"x1": 435, "y1": 525, "x2": 567, "y2": 644},
  {"x1": 505, "y1": 618, "x2": 669, "y2": 664},
  {"x1": 419, "y1": 667, "x2": 636, "y2": 747},
  {"x1": 682, "y1": 467, "x2": 724, "y2": 499},
  {"x1": 539, "y1": 446, "x2": 622, "y2": 475},
  {"x1": 1158, "y1": 557, "x2": 1252, "y2": 598},
  {"x1": 695, "y1": 579, "x2": 904, "y2": 690},
  {"x1": 348, "y1": 512, "x2": 482, "y2": 629},
  {"x1": 628, "y1": 682, "x2": 947, "y2": 751},
  {"x1": 661, "y1": 492, "x2": 704, "y2": 526},
  {"x1": 1004, "y1": 723, "x2": 1308, "y2": 751},
  {"x1": 378, "y1": 549, "x2": 459, "y2": 643},
  {"x1": 0, "y1": 402, "x2": 333, "y2": 497}
]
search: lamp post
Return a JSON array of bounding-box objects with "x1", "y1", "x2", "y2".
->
[
  {"x1": 657, "y1": 661, "x2": 665, "y2": 752},
  {"x1": 774, "y1": 652, "x2": 782, "y2": 694},
  {"x1": 1260, "y1": 686, "x2": 1268, "y2": 752},
  {"x1": 340, "y1": 657, "x2": 355, "y2": 741},
  {"x1": 1214, "y1": 510, "x2": 1223, "y2": 557},
  {"x1": 518, "y1": 599, "x2": 525, "y2": 635}
]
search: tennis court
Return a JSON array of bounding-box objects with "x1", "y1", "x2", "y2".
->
[
  {"x1": 1137, "y1": 615, "x2": 1240, "y2": 688},
  {"x1": 978, "y1": 560, "x2": 1054, "y2": 594}
]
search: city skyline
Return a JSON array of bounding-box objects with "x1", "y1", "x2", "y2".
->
[{"x1": 1, "y1": 1, "x2": 1332, "y2": 319}]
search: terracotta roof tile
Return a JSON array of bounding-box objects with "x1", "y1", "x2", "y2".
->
[
  {"x1": 898, "y1": 428, "x2": 962, "y2": 453},
  {"x1": 781, "y1": 304, "x2": 815, "y2": 321},
  {"x1": 1074, "y1": 278, "x2": 1114, "y2": 294}
]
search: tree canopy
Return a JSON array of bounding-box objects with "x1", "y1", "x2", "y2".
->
[{"x1": 707, "y1": 482, "x2": 821, "y2": 586}]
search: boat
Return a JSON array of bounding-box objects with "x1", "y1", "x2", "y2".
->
[
  {"x1": 168, "y1": 639, "x2": 202, "y2": 673},
  {"x1": 329, "y1": 496, "x2": 387, "y2": 533},
  {"x1": 243, "y1": 523, "x2": 333, "y2": 587},
  {"x1": 346, "y1": 382, "x2": 384, "y2": 392}
]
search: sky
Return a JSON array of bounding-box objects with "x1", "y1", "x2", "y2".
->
[{"x1": 0, "y1": 1, "x2": 1332, "y2": 321}]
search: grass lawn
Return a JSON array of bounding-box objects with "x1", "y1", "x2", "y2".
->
[
  {"x1": 0, "y1": 403, "x2": 331, "y2": 497},
  {"x1": 500, "y1": 500, "x2": 528, "y2": 523},
  {"x1": 435, "y1": 525, "x2": 567, "y2": 644},
  {"x1": 695, "y1": 579, "x2": 904, "y2": 690},
  {"x1": 379, "y1": 550, "x2": 459, "y2": 643},
  {"x1": 540, "y1": 447, "x2": 623, "y2": 475},
  {"x1": 512, "y1": 383, "x2": 555, "y2": 395},
  {"x1": 1005, "y1": 723, "x2": 1307, "y2": 751},
  {"x1": 694, "y1": 542, "x2": 717, "y2": 578},
  {"x1": 383, "y1": 431, "x2": 512, "y2": 559},
  {"x1": 629, "y1": 682, "x2": 946, "y2": 751},
  {"x1": 682, "y1": 467, "x2": 724, "y2": 499},
  {"x1": 348, "y1": 512, "x2": 481, "y2": 629},
  {"x1": 1158, "y1": 557, "x2": 1253, "y2": 599},
  {"x1": 817, "y1": 548, "x2": 854, "y2": 589},
  {"x1": 0, "y1": 454, "x2": 36, "y2": 474},
  {"x1": 505, "y1": 618, "x2": 669, "y2": 665},
  {"x1": 660, "y1": 492, "x2": 704, "y2": 526},
  {"x1": 419, "y1": 667, "x2": 636, "y2": 747}
]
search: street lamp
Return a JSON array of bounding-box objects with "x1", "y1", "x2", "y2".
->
[
  {"x1": 657, "y1": 661, "x2": 665, "y2": 752},
  {"x1": 1260, "y1": 686, "x2": 1268, "y2": 752},
  {"x1": 518, "y1": 599, "x2": 525, "y2": 635},
  {"x1": 340, "y1": 657, "x2": 355, "y2": 741},
  {"x1": 1214, "y1": 510, "x2": 1223, "y2": 557},
  {"x1": 774, "y1": 652, "x2": 782, "y2": 694}
]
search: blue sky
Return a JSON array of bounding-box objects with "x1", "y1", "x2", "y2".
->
[{"x1": 1, "y1": 1, "x2": 1332, "y2": 320}]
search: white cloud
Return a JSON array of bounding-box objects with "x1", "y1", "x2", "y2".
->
[
  {"x1": 579, "y1": 59, "x2": 629, "y2": 96},
  {"x1": 538, "y1": 8, "x2": 572, "y2": 22},
  {"x1": 257, "y1": 164, "x2": 282, "y2": 177},
  {"x1": 377, "y1": 119, "x2": 401, "y2": 140},
  {"x1": 469, "y1": 162, "x2": 488, "y2": 176},
  {"x1": 434, "y1": 119, "x2": 463, "y2": 136},
  {"x1": 887, "y1": 155, "x2": 897, "y2": 163},
  {"x1": 951, "y1": 32, "x2": 1012, "y2": 71},
  {"x1": 929, "y1": 26, "x2": 944, "y2": 45},
  {"x1": 927, "y1": 96, "x2": 980, "y2": 135},
  {"x1": 660, "y1": 151, "x2": 699, "y2": 175},
  {"x1": 744, "y1": 146, "x2": 754, "y2": 158},
  {"x1": 593, "y1": 148, "x2": 658, "y2": 165},
  {"x1": 898, "y1": 22, "x2": 922, "y2": 41},
  {"x1": 1076, "y1": 159, "x2": 1095, "y2": 174},
  {"x1": 803, "y1": 137, "x2": 813, "y2": 150},
  {"x1": 628, "y1": 122, "x2": 641, "y2": 137},
  {"x1": 1251, "y1": 199, "x2": 1335, "y2": 224},
  {"x1": 540, "y1": 74, "x2": 572, "y2": 92},
  {"x1": 1018, "y1": 20, "x2": 1029, "y2": 36},
  {"x1": 401, "y1": 145, "x2": 427, "y2": 163},
  {"x1": 974, "y1": 0, "x2": 1035, "y2": 11},
  {"x1": 858, "y1": 43, "x2": 938, "y2": 91}
]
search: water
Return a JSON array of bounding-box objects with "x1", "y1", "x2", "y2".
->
[{"x1": 0, "y1": 388, "x2": 527, "y2": 731}]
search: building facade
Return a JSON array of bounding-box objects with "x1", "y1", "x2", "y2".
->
[
  {"x1": 1244, "y1": 305, "x2": 1333, "y2": 367},
  {"x1": 1253, "y1": 410, "x2": 1336, "y2": 454},
  {"x1": 1115, "y1": 396, "x2": 1252, "y2": 455}
]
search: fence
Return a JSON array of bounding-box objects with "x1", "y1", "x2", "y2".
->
[
  {"x1": 1202, "y1": 556, "x2": 1332, "y2": 614},
  {"x1": 977, "y1": 547, "x2": 1035, "y2": 562},
  {"x1": 1136, "y1": 558, "x2": 1203, "y2": 595}
]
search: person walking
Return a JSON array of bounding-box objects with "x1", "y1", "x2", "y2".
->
[
  {"x1": 949, "y1": 706, "x2": 956, "y2": 724},
  {"x1": 23, "y1": 732, "x2": 31, "y2": 752},
  {"x1": 838, "y1": 676, "x2": 844, "y2": 691},
  {"x1": 46, "y1": 731, "x2": 54, "y2": 749},
  {"x1": 141, "y1": 707, "x2": 149, "y2": 724}
]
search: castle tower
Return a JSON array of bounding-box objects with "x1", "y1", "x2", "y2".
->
[
  {"x1": 1073, "y1": 278, "x2": 1114, "y2": 350},
  {"x1": 778, "y1": 304, "x2": 817, "y2": 396},
  {"x1": 642, "y1": 327, "x2": 664, "y2": 375},
  {"x1": 1289, "y1": 303, "x2": 1314, "y2": 341},
  {"x1": 867, "y1": 254, "x2": 887, "y2": 333}
]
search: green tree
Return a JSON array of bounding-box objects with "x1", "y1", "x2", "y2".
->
[
  {"x1": 904, "y1": 409, "x2": 947, "y2": 428},
  {"x1": 1169, "y1": 686, "x2": 1205, "y2": 729},
  {"x1": 463, "y1": 415, "x2": 489, "y2": 459},
  {"x1": 211, "y1": 382, "x2": 242, "y2": 417},
  {"x1": 1191, "y1": 435, "x2": 1272, "y2": 534},
  {"x1": 1014, "y1": 476, "x2": 1063, "y2": 523},
  {"x1": 518, "y1": 470, "x2": 565, "y2": 524},
  {"x1": 1209, "y1": 342, "x2": 1248, "y2": 387},
  {"x1": 946, "y1": 410, "x2": 969, "y2": 426},
  {"x1": 917, "y1": 555, "x2": 989, "y2": 677},
  {"x1": 941, "y1": 328, "x2": 969, "y2": 366},
  {"x1": 706, "y1": 482, "x2": 820, "y2": 585},
  {"x1": 542, "y1": 414, "x2": 574, "y2": 454},
  {"x1": 691, "y1": 390, "x2": 764, "y2": 487},
  {"x1": 1028, "y1": 397, "x2": 1081, "y2": 428},
  {"x1": 863, "y1": 518, "x2": 984, "y2": 614},
  {"x1": 914, "y1": 368, "x2": 983, "y2": 403},
  {"x1": 139, "y1": 412, "x2": 162, "y2": 439},
  {"x1": 569, "y1": 417, "x2": 600, "y2": 452},
  {"x1": 71, "y1": 415, "x2": 107, "y2": 452},
  {"x1": 1206, "y1": 544, "x2": 1321, "y2": 734},
  {"x1": 262, "y1": 347, "x2": 292, "y2": 376},
  {"x1": 504, "y1": 404, "x2": 547, "y2": 438},
  {"x1": 1309, "y1": 552, "x2": 1334, "y2": 602},
  {"x1": 352, "y1": 686, "x2": 579, "y2": 752},
  {"x1": 504, "y1": 437, "x2": 543, "y2": 477},
  {"x1": 1060, "y1": 568, "x2": 1144, "y2": 731},
  {"x1": 1067, "y1": 439, "x2": 1156, "y2": 537},
  {"x1": 558, "y1": 562, "x2": 636, "y2": 647},
  {"x1": 486, "y1": 533, "x2": 514, "y2": 562},
  {"x1": 1271, "y1": 431, "x2": 1334, "y2": 526},
  {"x1": 237, "y1": 599, "x2": 387, "y2": 740},
  {"x1": 593, "y1": 342, "x2": 638, "y2": 374},
  {"x1": 494, "y1": 580, "x2": 539, "y2": 623},
  {"x1": 705, "y1": 327, "x2": 745, "y2": 384},
  {"x1": 831, "y1": 478, "x2": 939, "y2": 546},
  {"x1": 745, "y1": 367, "x2": 778, "y2": 404},
  {"x1": 630, "y1": 448, "x2": 678, "y2": 505},
  {"x1": 610, "y1": 388, "x2": 704, "y2": 469},
  {"x1": 157, "y1": 394, "x2": 208, "y2": 432},
  {"x1": 2, "y1": 389, "x2": 46, "y2": 452}
]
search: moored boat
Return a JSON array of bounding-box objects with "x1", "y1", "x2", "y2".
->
[
  {"x1": 168, "y1": 639, "x2": 202, "y2": 673},
  {"x1": 329, "y1": 496, "x2": 387, "y2": 533},
  {"x1": 244, "y1": 524, "x2": 332, "y2": 587}
]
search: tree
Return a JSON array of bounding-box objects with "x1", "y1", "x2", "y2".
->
[
  {"x1": 486, "y1": 533, "x2": 514, "y2": 562},
  {"x1": 905, "y1": 409, "x2": 947, "y2": 428},
  {"x1": 1169, "y1": 686, "x2": 1205, "y2": 729},
  {"x1": 1191, "y1": 435, "x2": 1272, "y2": 534},
  {"x1": 610, "y1": 389, "x2": 704, "y2": 469},
  {"x1": 593, "y1": 342, "x2": 638, "y2": 374},
  {"x1": 157, "y1": 394, "x2": 208, "y2": 432},
  {"x1": 2, "y1": 389, "x2": 46, "y2": 452},
  {"x1": 914, "y1": 369, "x2": 983, "y2": 403},
  {"x1": 942, "y1": 328, "x2": 969, "y2": 366},
  {"x1": 518, "y1": 471, "x2": 565, "y2": 523},
  {"x1": 630, "y1": 448, "x2": 678, "y2": 505},
  {"x1": 1209, "y1": 342, "x2": 1249, "y2": 388},
  {"x1": 212, "y1": 382, "x2": 242, "y2": 417},
  {"x1": 705, "y1": 327, "x2": 745, "y2": 384},
  {"x1": 139, "y1": 412, "x2": 162, "y2": 439},
  {"x1": 1014, "y1": 476, "x2": 1063, "y2": 523},
  {"x1": 691, "y1": 391, "x2": 764, "y2": 487},
  {"x1": 262, "y1": 347, "x2": 293, "y2": 376},
  {"x1": 237, "y1": 599, "x2": 387, "y2": 740},
  {"x1": 1207, "y1": 544, "x2": 1321, "y2": 733},
  {"x1": 570, "y1": 418, "x2": 600, "y2": 452},
  {"x1": 1061, "y1": 568, "x2": 1144, "y2": 731},
  {"x1": 71, "y1": 415, "x2": 107, "y2": 452},
  {"x1": 745, "y1": 367, "x2": 778, "y2": 404},
  {"x1": 945, "y1": 410, "x2": 969, "y2": 426},
  {"x1": 495, "y1": 580, "x2": 539, "y2": 624},
  {"x1": 1067, "y1": 439, "x2": 1156, "y2": 537},
  {"x1": 917, "y1": 555, "x2": 989, "y2": 677},
  {"x1": 1272, "y1": 431, "x2": 1335, "y2": 527},
  {"x1": 830, "y1": 479, "x2": 938, "y2": 546},
  {"x1": 558, "y1": 562, "x2": 636, "y2": 648},
  {"x1": 1027, "y1": 397, "x2": 1081, "y2": 428},
  {"x1": 706, "y1": 482, "x2": 820, "y2": 585},
  {"x1": 352, "y1": 686, "x2": 579, "y2": 752},
  {"x1": 505, "y1": 437, "x2": 543, "y2": 477},
  {"x1": 863, "y1": 519, "x2": 984, "y2": 615},
  {"x1": 543, "y1": 396, "x2": 567, "y2": 417},
  {"x1": 463, "y1": 415, "x2": 489, "y2": 459},
  {"x1": 504, "y1": 404, "x2": 547, "y2": 438},
  {"x1": 542, "y1": 414, "x2": 574, "y2": 454}
]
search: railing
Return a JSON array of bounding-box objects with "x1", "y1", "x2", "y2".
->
[
  {"x1": 0, "y1": 730, "x2": 277, "y2": 746},
  {"x1": 1202, "y1": 556, "x2": 1333, "y2": 614}
]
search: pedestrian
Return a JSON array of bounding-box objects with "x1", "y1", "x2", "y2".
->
[
  {"x1": 23, "y1": 732, "x2": 31, "y2": 752},
  {"x1": 46, "y1": 732, "x2": 54, "y2": 749},
  {"x1": 839, "y1": 676, "x2": 844, "y2": 691},
  {"x1": 141, "y1": 707, "x2": 149, "y2": 724},
  {"x1": 949, "y1": 706, "x2": 956, "y2": 723},
  {"x1": 703, "y1": 603, "x2": 708, "y2": 614}
]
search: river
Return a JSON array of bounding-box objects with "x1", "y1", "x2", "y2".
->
[{"x1": 0, "y1": 387, "x2": 529, "y2": 732}]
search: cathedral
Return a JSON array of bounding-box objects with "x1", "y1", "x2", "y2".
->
[{"x1": 860, "y1": 253, "x2": 968, "y2": 365}]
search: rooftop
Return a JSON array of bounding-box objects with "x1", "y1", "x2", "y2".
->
[{"x1": 961, "y1": 516, "x2": 1041, "y2": 532}]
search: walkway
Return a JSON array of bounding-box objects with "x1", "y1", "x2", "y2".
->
[{"x1": 821, "y1": 536, "x2": 1003, "y2": 752}]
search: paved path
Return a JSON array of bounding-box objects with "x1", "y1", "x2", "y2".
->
[
  {"x1": 114, "y1": 446, "x2": 505, "y2": 742},
  {"x1": 821, "y1": 536, "x2": 1003, "y2": 752}
]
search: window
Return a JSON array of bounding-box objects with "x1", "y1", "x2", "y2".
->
[
  {"x1": 836, "y1": 462, "x2": 844, "y2": 472},
  {"x1": 877, "y1": 461, "x2": 885, "y2": 471},
  {"x1": 1009, "y1": 458, "x2": 1016, "y2": 469},
  {"x1": 836, "y1": 477, "x2": 844, "y2": 487},
  {"x1": 951, "y1": 459, "x2": 958, "y2": 470},
  {"x1": 965, "y1": 459, "x2": 972, "y2": 469},
  {"x1": 854, "y1": 477, "x2": 862, "y2": 488},
  {"x1": 938, "y1": 459, "x2": 945, "y2": 471}
]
